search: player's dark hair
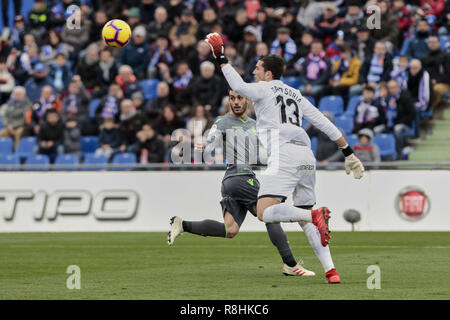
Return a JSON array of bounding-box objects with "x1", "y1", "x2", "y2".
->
[{"x1": 258, "y1": 54, "x2": 284, "y2": 80}]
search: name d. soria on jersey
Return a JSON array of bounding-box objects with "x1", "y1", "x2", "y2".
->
[{"x1": 270, "y1": 86, "x2": 302, "y2": 105}]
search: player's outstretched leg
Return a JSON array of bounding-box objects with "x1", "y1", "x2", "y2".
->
[
  {"x1": 262, "y1": 203, "x2": 313, "y2": 223},
  {"x1": 300, "y1": 222, "x2": 340, "y2": 284},
  {"x1": 261, "y1": 203, "x2": 331, "y2": 247},
  {"x1": 265, "y1": 222, "x2": 315, "y2": 277},
  {"x1": 168, "y1": 216, "x2": 227, "y2": 245}
]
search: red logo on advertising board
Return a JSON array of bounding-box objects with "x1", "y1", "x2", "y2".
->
[{"x1": 396, "y1": 187, "x2": 430, "y2": 221}]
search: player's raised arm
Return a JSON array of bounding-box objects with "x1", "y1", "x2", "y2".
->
[
  {"x1": 204, "y1": 33, "x2": 267, "y2": 101},
  {"x1": 302, "y1": 97, "x2": 365, "y2": 179}
]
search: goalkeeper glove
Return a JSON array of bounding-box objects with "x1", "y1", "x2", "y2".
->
[
  {"x1": 205, "y1": 32, "x2": 228, "y2": 65},
  {"x1": 341, "y1": 145, "x2": 364, "y2": 179}
]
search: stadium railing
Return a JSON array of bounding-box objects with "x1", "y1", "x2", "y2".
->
[{"x1": 1, "y1": 162, "x2": 450, "y2": 171}]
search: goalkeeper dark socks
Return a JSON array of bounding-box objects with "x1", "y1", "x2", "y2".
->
[
  {"x1": 266, "y1": 223, "x2": 297, "y2": 267},
  {"x1": 182, "y1": 220, "x2": 227, "y2": 238}
]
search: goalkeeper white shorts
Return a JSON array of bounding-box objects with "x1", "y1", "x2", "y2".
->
[{"x1": 258, "y1": 143, "x2": 316, "y2": 207}]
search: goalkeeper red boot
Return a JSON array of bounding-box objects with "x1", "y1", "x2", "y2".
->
[
  {"x1": 311, "y1": 207, "x2": 331, "y2": 247},
  {"x1": 326, "y1": 268, "x2": 341, "y2": 284}
]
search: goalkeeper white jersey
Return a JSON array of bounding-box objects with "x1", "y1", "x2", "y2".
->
[{"x1": 221, "y1": 64, "x2": 342, "y2": 153}]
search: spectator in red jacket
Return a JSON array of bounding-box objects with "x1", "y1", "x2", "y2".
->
[
  {"x1": 392, "y1": 0, "x2": 413, "y2": 45},
  {"x1": 309, "y1": 2, "x2": 342, "y2": 46},
  {"x1": 114, "y1": 65, "x2": 143, "y2": 99},
  {"x1": 418, "y1": 0, "x2": 445, "y2": 17}
]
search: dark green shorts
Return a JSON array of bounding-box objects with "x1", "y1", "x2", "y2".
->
[{"x1": 220, "y1": 175, "x2": 260, "y2": 227}]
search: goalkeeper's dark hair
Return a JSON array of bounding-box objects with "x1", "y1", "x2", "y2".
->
[{"x1": 258, "y1": 54, "x2": 285, "y2": 80}]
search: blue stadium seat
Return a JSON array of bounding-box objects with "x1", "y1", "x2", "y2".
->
[
  {"x1": 111, "y1": 152, "x2": 137, "y2": 171},
  {"x1": 304, "y1": 96, "x2": 315, "y2": 106},
  {"x1": 420, "y1": 108, "x2": 433, "y2": 119},
  {"x1": 374, "y1": 134, "x2": 396, "y2": 160},
  {"x1": 281, "y1": 76, "x2": 301, "y2": 89},
  {"x1": 0, "y1": 154, "x2": 20, "y2": 171},
  {"x1": 310, "y1": 136, "x2": 317, "y2": 156},
  {"x1": 347, "y1": 134, "x2": 358, "y2": 148},
  {"x1": 419, "y1": 109, "x2": 434, "y2": 135},
  {"x1": 319, "y1": 95, "x2": 344, "y2": 116},
  {"x1": 402, "y1": 120, "x2": 417, "y2": 139},
  {"x1": 334, "y1": 115, "x2": 354, "y2": 134},
  {"x1": 82, "y1": 153, "x2": 108, "y2": 171},
  {"x1": 25, "y1": 154, "x2": 50, "y2": 171},
  {"x1": 80, "y1": 136, "x2": 99, "y2": 156},
  {"x1": 345, "y1": 95, "x2": 361, "y2": 116},
  {"x1": 0, "y1": 137, "x2": 13, "y2": 154},
  {"x1": 89, "y1": 99, "x2": 101, "y2": 119},
  {"x1": 54, "y1": 154, "x2": 79, "y2": 171},
  {"x1": 16, "y1": 137, "x2": 37, "y2": 159},
  {"x1": 140, "y1": 79, "x2": 159, "y2": 101}
]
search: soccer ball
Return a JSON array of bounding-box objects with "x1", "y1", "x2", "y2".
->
[{"x1": 102, "y1": 19, "x2": 132, "y2": 48}]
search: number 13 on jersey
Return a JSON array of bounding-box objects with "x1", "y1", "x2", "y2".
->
[{"x1": 276, "y1": 95, "x2": 301, "y2": 127}]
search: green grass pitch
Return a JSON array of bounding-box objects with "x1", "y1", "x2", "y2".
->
[{"x1": 1, "y1": 232, "x2": 449, "y2": 300}]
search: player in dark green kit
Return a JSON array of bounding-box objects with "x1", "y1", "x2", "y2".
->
[{"x1": 168, "y1": 90, "x2": 315, "y2": 277}]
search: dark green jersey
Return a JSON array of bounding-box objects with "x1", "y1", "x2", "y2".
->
[{"x1": 204, "y1": 113, "x2": 261, "y2": 179}]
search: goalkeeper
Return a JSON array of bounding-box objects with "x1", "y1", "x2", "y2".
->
[{"x1": 201, "y1": 33, "x2": 366, "y2": 283}]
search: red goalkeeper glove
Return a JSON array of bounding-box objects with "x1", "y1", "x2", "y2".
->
[{"x1": 205, "y1": 32, "x2": 228, "y2": 65}]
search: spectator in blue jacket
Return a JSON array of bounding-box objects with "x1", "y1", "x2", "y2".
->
[
  {"x1": 24, "y1": 62, "x2": 55, "y2": 103},
  {"x1": 9, "y1": 14, "x2": 27, "y2": 50},
  {"x1": 119, "y1": 26, "x2": 150, "y2": 80},
  {"x1": 350, "y1": 41, "x2": 393, "y2": 96},
  {"x1": 49, "y1": 53, "x2": 72, "y2": 93},
  {"x1": 390, "y1": 55, "x2": 409, "y2": 89},
  {"x1": 270, "y1": 27, "x2": 297, "y2": 63},
  {"x1": 401, "y1": 19, "x2": 431, "y2": 60}
]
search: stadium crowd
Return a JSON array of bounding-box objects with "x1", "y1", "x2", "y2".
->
[{"x1": 0, "y1": 0, "x2": 450, "y2": 167}]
